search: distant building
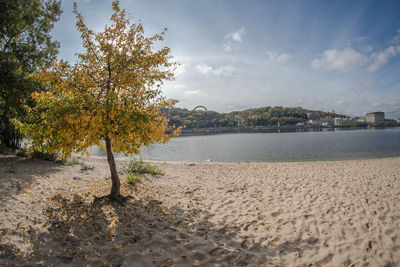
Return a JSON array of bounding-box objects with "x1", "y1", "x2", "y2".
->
[
  {"x1": 309, "y1": 119, "x2": 322, "y2": 126},
  {"x1": 334, "y1": 117, "x2": 358, "y2": 127},
  {"x1": 384, "y1": 119, "x2": 397, "y2": 127},
  {"x1": 308, "y1": 116, "x2": 334, "y2": 126},
  {"x1": 320, "y1": 116, "x2": 334, "y2": 125},
  {"x1": 366, "y1": 112, "x2": 385, "y2": 126},
  {"x1": 357, "y1": 116, "x2": 366, "y2": 123},
  {"x1": 307, "y1": 112, "x2": 320, "y2": 120}
]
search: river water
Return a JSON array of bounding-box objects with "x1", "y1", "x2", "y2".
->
[{"x1": 90, "y1": 127, "x2": 400, "y2": 162}]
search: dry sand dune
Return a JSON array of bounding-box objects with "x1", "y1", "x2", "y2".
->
[{"x1": 1, "y1": 155, "x2": 400, "y2": 266}]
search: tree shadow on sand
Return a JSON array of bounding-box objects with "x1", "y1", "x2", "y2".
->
[
  {"x1": 0, "y1": 155, "x2": 65, "y2": 203},
  {"x1": 0, "y1": 155, "x2": 65, "y2": 265},
  {"x1": 1, "y1": 188, "x2": 330, "y2": 266}
]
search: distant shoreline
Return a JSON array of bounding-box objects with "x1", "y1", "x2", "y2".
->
[{"x1": 179, "y1": 125, "x2": 400, "y2": 136}]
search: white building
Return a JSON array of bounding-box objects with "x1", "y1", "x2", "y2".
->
[{"x1": 366, "y1": 112, "x2": 385, "y2": 126}]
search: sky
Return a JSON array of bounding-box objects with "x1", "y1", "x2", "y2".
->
[{"x1": 51, "y1": 0, "x2": 400, "y2": 118}]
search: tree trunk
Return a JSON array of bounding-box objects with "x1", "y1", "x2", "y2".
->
[
  {"x1": 105, "y1": 137, "x2": 121, "y2": 198},
  {"x1": 0, "y1": 115, "x2": 21, "y2": 149}
]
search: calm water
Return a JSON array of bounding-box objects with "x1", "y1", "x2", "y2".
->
[{"x1": 91, "y1": 128, "x2": 400, "y2": 162}]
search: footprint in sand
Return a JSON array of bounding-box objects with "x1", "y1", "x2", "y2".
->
[{"x1": 270, "y1": 211, "x2": 280, "y2": 218}]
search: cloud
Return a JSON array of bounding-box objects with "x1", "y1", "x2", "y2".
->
[
  {"x1": 311, "y1": 47, "x2": 367, "y2": 72},
  {"x1": 172, "y1": 83, "x2": 186, "y2": 89},
  {"x1": 361, "y1": 45, "x2": 373, "y2": 53},
  {"x1": 223, "y1": 27, "x2": 245, "y2": 53},
  {"x1": 225, "y1": 27, "x2": 245, "y2": 42},
  {"x1": 265, "y1": 51, "x2": 291, "y2": 63},
  {"x1": 392, "y1": 28, "x2": 400, "y2": 43},
  {"x1": 367, "y1": 45, "x2": 400, "y2": 72},
  {"x1": 195, "y1": 63, "x2": 213, "y2": 75},
  {"x1": 223, "y1": 43, "x2": 232, "y2": 52},
  {"x1": 372, "y1": 102, "x2": 382, "y2": 107},
  {"x1": 311, "y1": 30, "x2": 400, "y2": 73},
  {"x1": 360, "y1": 80, "x2": 376, "y2": 89},
  {"x1": 184, "y1": 90, "x2": 207, "y2": 97},
  {"x1": 195, "y1": 63, "x2": 235, "y2": 76},
  {"x1": 346, "y1": 35, "x2": 369, "y2": 45},
  {"x1": 174, "y1": 64, "x2": 186, "y2": 77},
  {"x1": 312, "y1": 30, "x2": 400, "y2": 73},
  {"x1": 348, "y1": 80, "x2": 377, "y2": 93}
]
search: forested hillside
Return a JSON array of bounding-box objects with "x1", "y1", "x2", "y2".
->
[{"x1": 164, "y1": 106, "x2": 343, "y2": 128}]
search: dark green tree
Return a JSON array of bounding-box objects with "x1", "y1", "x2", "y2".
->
[{"x1": 0, "y1": 0, "x2": 61, "y2": 149}]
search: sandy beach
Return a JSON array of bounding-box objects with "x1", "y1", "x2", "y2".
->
[{"x1": 1, "y1": 155, "x2": 400, "y2": 266}]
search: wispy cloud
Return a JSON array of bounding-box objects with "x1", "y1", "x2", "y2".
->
[
  {"x1": 265, "y1": 51, "x2": 291, "y2": 63},
  {"x1": 223, "y1": 43, "x2": 232, "y2": 53},
  {"x1": 313, "y1": 30, "x2": 400, "y2": 73},
  {"x1": 223, "y1": 27, "x2": 245, "y2": 52},
  {"x1": 368, "y1": 45, "x2": 400, "y2": 72},
  {"x1": 348, "y1": 80, "x2": 377, "y2": 93},
  {"x1": 346, "y1": 35, "x2": 369, "y2": 46},
  {"x1": 311, "y1": 47, "x2": 368, "y2": 72},
  {"x1": 359, "y1": 80, "x2": 376, "y2": 89},
  {"x1": 392, "y1": 28, "x2": 400, "y2": 43},
  {"x1": 195, "y1": 63, "x2": 235, "y2": 76},
  {"x1": 195, "y1": 64, "x2": 212, "y2": 75},
  {"x1": 174, "y1": 64, "x2": 186, "y2": 77},
  {"x1": 226, "y1": 27, "x2": 245, "y2": 42},
  {"x1": 184, "y1": 89, "x2": 207, "y2": 97}
]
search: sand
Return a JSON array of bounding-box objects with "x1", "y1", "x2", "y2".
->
[{"x1": 1, "y1": 154, "x2": 400, "y2": 266}]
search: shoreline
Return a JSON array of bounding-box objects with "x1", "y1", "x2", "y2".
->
[
  {"x1": 105, "y1": 154, "x2": 400, "y2": 164},
  {"x1": 179, "y1": 125, "x2": 400, "y2": 136},
  {"x1": 1, "y1": 155, "x2": 400, "y2": 266},
  {"x1": 142, "y1": 155, "x2": 400, "y2": 164}
]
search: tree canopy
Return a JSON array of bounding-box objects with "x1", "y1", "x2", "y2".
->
[
  {"x1": 0, "y1": 0, "x2": 62, "y2": 149},
  {"x1": 166, "y1": 106, "x2": 311, "y2": 128},
  {"x1": 15, "y1": 1, "x2": 180, "y2": 201}
]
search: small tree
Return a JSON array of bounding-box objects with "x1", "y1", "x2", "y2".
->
[{"x1": 14, "y1": 1, "x2": 180, "y2": 201}]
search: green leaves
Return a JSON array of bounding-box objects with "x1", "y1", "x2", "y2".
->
[{"x1": 0, "y1": 0, "x2": 62, "y2": 149}]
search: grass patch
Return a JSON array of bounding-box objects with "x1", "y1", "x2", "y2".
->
[
  {"x1": 70, "y1": 157, "x2": 81, "y2": 165},
  {"x1": 126, "y1": 172, "x2": 141, "y2": 185},
  {"x1": 127, "y1": 158, "x2": 163, "y2": 175},
  {"x1": 125, "y1": 158, "x2": 162, "y2": 185},
  {"x1": 16, "y1": 147, "x2": 29, "y2": 157},
  {"x1": 80, "y1": 162, "x2": 95, "y2": 172}
]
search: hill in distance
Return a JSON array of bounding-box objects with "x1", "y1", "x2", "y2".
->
[{"x1": 164, "y1": 106, "x2": 345, "y2": 129}]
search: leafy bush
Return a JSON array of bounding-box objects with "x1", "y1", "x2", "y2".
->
[
  {"x1": 127, "y1": 158, "x2": 162, "y2": 175},
  {"x1": 70, "y1": 157, "x2": 81, "y2": 165},
  {"x1": 80, "y1": 162, "x2": 94, "y2": 172},
  {"x1": 31, "y1": 150, "x2": 59, "y2": 161},
  {"x1": 126, "y1": 172, "x2": 141, "y2": 185},
  {"x1": 125, "y1": 158, "x2": 162, "y2": 185}
]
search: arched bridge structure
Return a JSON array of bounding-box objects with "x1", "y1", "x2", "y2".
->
[{"x1": 193, "y1": 105, "x2": 208, "y2": 111}]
